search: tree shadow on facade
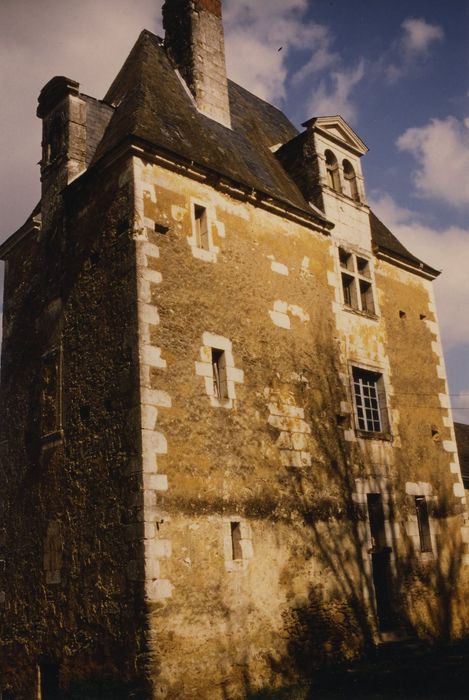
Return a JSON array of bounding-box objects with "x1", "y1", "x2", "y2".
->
[{"x1": 236, "y1": 337, "x2": 469, "y2": 697}]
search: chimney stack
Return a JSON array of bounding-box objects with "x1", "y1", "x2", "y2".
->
[{"x1": 163, "y1": 0, "x2": 232, "y2": 129}]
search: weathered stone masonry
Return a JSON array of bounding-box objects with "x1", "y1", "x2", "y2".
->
[{"x1": 1, "y1": 0, "x2": 469, "y2": 698}]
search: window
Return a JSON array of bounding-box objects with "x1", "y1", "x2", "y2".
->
[
  {"x1": 352, "y1": 366, "x2": 388, "y2": 434},
  {"x1": 367, "y1": 493, "x2": 387, "y2": 550},
  {"x1": 415, "y1": 496, "x2": 432, "y2": 553},
  {"x1": 194, "y1": 204, "x2": 210, "y2": 251},
  {"x1": 339, "y1": 248, "x2": 375, "y2": 315},
  {"x1": 38, "y1": 661, "x2": 60, "y2": 700},
  {"x1": 46, "y1": 115, "x2": 63, "y2": 164},
  {"x1": 211, "y1": 348, "x2": 228, "y2": 399},
  {"x1": 224, "y1": 520, "x2": 253, "y2": 567},
  {"x1": 325, "y1": 149, "x2": 341, "y2": 193},
  {"x1": 230, "y1": 522, "x2": 242, "y2": 560},
  {"x1": 343, "y1": 159, "x2": 360, "y2": 202}
]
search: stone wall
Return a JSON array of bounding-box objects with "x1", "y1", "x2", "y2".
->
[
  {"x1": 132, "y1": 160, "x2": 469, "y2": 699},
  {"x1": 0, "y1": 158, "x2": 149, "y2": 699},
  {"x1": 1, "y1": 148, "x2": 468, "y2": 699}
]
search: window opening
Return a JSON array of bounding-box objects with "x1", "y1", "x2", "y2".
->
[
  {"x1": 194, "y1": 205, "x2": 210, "y2": 251},
  {"x1": 339, "y1": 248, "x2": 375, "y2": 315},
  {"x1": 356, "y1": 256, "x2": 370, "y2": 277},
  {"x1": 325, "y1": 150, "x2": 341, "y2": 193},
  {"x1": 46, "y1": 115, "x2": 63, "y2": 164},
  {"x1": 211, "y1": 348, "x2": 228, "y2": 399},
  {"x1": 79, "y1": 405, "x2": 90, "y2": 421},
  {"x1": 38, "y1": 661, "x2": 60, "y2": 700},
  {"x1": 343, "y1": 159, "x2": 360, "y2": 201},
  {"x1": 415, "y1": 496, "x2": 432, "y2": 553},
  {"x1": 352, "y1": 366, "x2": 387, "y2": 434},
  {"x1": 367, "y1": 493, "x2": 387, "y2": 550},
  {"x1": 230, "y1": 522, "x2": 242, "y2": 560},
  {"x1": 336, "y1": 414, "x2": 349, "y2": 428},
  {"x1": 359, "y1": 280, "x2": 374, "y2": 313},
  {"x1": 366, "y1": 493, "x2": 396, "y2": 631}
]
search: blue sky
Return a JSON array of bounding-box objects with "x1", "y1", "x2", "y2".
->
[{"x1": 1, "y1": 0, "x2": 469, "y2": 419}]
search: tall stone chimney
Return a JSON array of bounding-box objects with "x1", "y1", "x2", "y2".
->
[{"x1": 163, "y1": 0, "x2": 232, "y2": 129}]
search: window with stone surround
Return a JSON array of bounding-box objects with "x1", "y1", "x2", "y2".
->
[
  {"x1": 194, "y1": 204, "x2": 210, "y2": 251},
  {"x1": 230, "y1": 522, "x2": 243, "y2": 560},
  {"x1": 195, "y1": 333, "x2": 244, "y2": 409},
  {"x1": 211, "y1": 348, "x2": 228, "y2": 399},
  {"x1": 343, "y1": 159, "x2": 360, "y2": 202},
  {"x1": 415, "y1": 496, "x2": 432, "y2": 553},
  {"x1": 352, "y1": 366, "x2": 389, "y2": 435},
  {"x1": 224, "y1": 519, "x2": 253, "y2": 569},
  {"x1": 325, "y1": 149, "x2": 341, "y2": 193},
  {"x1": 339, "y1": 247, "x2": 375, "y2": 315}
]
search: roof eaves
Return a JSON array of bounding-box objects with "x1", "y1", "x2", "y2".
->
[
  {"x1": 374, "y1": 246, "x2": 440, "y2": 280},
  {"x1": 66, "y1": 134, "x2": 333, "y2": 233}
]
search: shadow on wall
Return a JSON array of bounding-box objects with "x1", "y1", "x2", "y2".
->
[{"x1": 216, "y1": 336, "x2": 469, "y2": 697}]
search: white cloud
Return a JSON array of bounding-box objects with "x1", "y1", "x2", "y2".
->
[
  {"x1": 307, "y1": 61, "x2": 365, "y2": 124},
  {"x1": 0, "y1": 0, "x2": 161, "y2": 240},
  {"x1": 224, "y1": 0, "x2": 337, "y2": 102},
  {"x1": 370, "y1": 193, "x2": 469, "y2": 351},
  {"x1": 401, "y1": 18, "x2": 444, "y2": 55},
  {"x1": 386, "y1": 17, "x2": 444, "y2": 83},
  {"x1": 397, "y1": 116, "x2": 469, "y2": 208}
]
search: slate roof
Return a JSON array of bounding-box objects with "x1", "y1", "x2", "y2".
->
[
  {"x1": 94, "y1": 30, "x2": 328, "y2": 226},
  {"x1": 2, "y1": 30, "x2": 432, "y2": 271},
  {"x1": 454, "y1": 422, "x2": 469, "y2": 488},
  {"x1": 92, "y1": 29, "x2": 434, "y2": 272},
  {"x1": 369, "y1": 211, "x2": 439, "y2": 277}
]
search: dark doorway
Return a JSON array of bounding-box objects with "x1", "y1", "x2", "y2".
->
[
  {"x1": 39, "y1": 660, "x2": 60, "y2": 700},
  {"x1": 367, "y1": 493, "x2": 396, "y2": 632}
]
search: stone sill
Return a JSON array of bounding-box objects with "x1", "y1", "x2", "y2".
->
[
  {"x1": 356, "y1": 429, "x2": 393, "y2": 442},
  {"x1": 343, "y1": 305, "x2": 378, "y2": 322}
]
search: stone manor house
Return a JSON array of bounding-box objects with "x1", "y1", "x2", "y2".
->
[{"x1": 1, "y1": 0, "x2": 469, "y2": 698}]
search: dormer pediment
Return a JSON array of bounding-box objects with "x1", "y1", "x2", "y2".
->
[{"x1": 303, "y1": 115, "x2": 369, "y2": 156}]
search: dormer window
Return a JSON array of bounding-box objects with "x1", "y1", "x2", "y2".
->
[
  {"x1": 325, "y1": 150, "x2": 341, "y2": 193},
  {"x1": 343, "y1": 160, "x2": 360, "y2": 202}
]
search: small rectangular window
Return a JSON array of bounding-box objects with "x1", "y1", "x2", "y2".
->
[
  {"x1": 230, "y1": 522, "x2": 242, "y2": 560},
  {"x1": 38, "y1": 661, "x2": 60, "y2": 700},
  {"x1": 415, "y1": 496, "x2": 432, "y2": 553},
  {"x1": 211, "y1": 348, "x2": 228, "y2": 399},
  {"x1": 352, "y1": 366, "x2": 388, "y2": 434},
  {"x1": 194, "y1": 205, "x2": 209, "y2": 251}
]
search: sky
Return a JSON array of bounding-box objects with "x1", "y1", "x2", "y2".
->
[{"x1": 1, "y1": 0, "x2": 469, "y2": 420}]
